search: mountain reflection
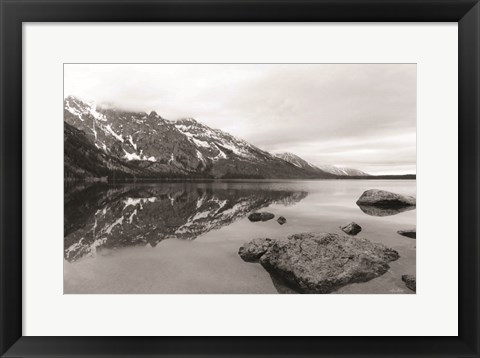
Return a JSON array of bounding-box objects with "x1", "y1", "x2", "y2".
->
[{"x1": 64, "y1": 182, "x2": 308, "y2": 262}]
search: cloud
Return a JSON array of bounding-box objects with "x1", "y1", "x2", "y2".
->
[{"x1": 64, "y1": 63, "x2": 416, "y2": 175}]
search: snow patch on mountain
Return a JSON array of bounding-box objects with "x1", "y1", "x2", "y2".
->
[
  {"x1": 175, "y1": 119, "x2": 255, "y2": 159},
  {"x1": 123, "y1": 197, "x2": 157, "y2": 210},
  {"x1": 65, "y1": 102, "x2": 84, "y2": 119},
  {"x1": 196, "y1": 150, "x2": 205, "y2": 162},
  {"x1": 129, "y1": 149, "x2": 156, "y2": 162},
  {"x1": 189, "y1": 136, "x2": 211, "y2": 149},
  {"x1": 213, "y1": 145, "x2": 227, "y2": 160},
  {"x1": 128, "y1": 209, "x2": 137, "y2": 224},
  {"x1": 105, "y1": 124, "x2": 124, "y2": 142},
  {"x1": 86, "y1": 101, "x2": 107, "y2": 122},
  {"x1": 105, "y1": 216, "x2": 124, "y2": 234},
  {"x1": 128, "y1": 135, "x2": 137, "y2": 150},
  {"x1": 65, "y1": 96, "x2": 107, "y2": 122},
  {"x1": 190, "y1": 210, "x2": 210, "y2": 222}
]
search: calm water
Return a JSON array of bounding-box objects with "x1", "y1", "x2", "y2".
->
[{"x1": 64, "y1": 180, "x2": 416, "y2": 294}]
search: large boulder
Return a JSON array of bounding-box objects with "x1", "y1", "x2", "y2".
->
[
  {"x1": 340, "y1": 222, "x2": 362, "y2": 236},
  {"x1": 259, "y1": 232, "x2": 400, "y2": 294},
  {"x1": 356, "y1": 189, "x2": 416, "y2": 208},
  {"x1": 248, "y1": 212, "x2": 275, "y2": 222},
  {"x1": 277, "y1": 216, "x2": 287, "y2": 225},
  {"x1": 397, "y1": 229, "x2": 416, "y2": 239},
  {"x1": 238, "y1": 238, "x2": 273, "y2": 262},
  {"x1": 402, "y1": 274, "x2": 416, "y2": 292}
]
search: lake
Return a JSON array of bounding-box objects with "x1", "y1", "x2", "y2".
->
[{"x1": 64, "y1": 180, "x2": 416, "y2": 294}]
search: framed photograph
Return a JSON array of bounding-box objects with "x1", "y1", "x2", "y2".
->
[{"x1": 1, "y1": 0, "x2": 479, "y2": 357}]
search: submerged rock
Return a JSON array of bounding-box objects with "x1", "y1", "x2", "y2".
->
[
  {"x1": 356, "y1": 189, "x2": 416, "y2": 208},
  {"x1": 358, "y1": 204, "x2": 415, "y2": 217},
  {"x1": 259, "y1": 232, "x2": 400, "y2": 294},
  {"x1": 402, "y1": 275, "x2": 416, "y2": 292},
  {"x1": 397, "y1": 229, "x2": 416, "y2": 239},
  {"x1": 238, "y1": 238, "x2": 273, "y2": 262},
  {"x1": 277, "y1": 216, "x2": 287, "y2": 225},
  {"x1": 248, "y1": 212, "x2": 275, "y2": 222},
  {"x1": 340, "y1": 222, "x2": 362, "y2": 236}
]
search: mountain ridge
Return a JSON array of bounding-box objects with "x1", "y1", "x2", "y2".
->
[{"x1": 64, "y1": 96, "x2": 367, "y2": 180}]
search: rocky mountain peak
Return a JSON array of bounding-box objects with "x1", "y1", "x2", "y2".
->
[
  {"x1": 176, "y1": 118, "x2": 198, "y2": 126},
  {"x1": 148, "y1": 111, "x2": 160, "y2": 119},
  {"x1": 66, "y1": 94, "x2": 79, "y2": 102}
]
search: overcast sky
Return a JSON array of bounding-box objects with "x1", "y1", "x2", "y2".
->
[{"x1": 64, "y1": 64, "x2": 416, "y2": 175}]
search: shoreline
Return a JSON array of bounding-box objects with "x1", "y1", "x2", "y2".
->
[{"x1": 65, "y1": 177, "x2": 416, "y2": 185}]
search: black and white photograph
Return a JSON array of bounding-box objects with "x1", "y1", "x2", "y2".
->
[{"x1": 63, "y1": 63, "x2": 416, "y2": 294}]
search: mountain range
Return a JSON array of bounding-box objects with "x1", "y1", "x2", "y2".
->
[{"x1": 64, "y1": 96, "x2": 369, "y2": 180}]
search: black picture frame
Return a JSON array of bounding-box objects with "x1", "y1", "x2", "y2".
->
[{"x1": 1, "y1": 0, "x2": 479, "y2": 357}]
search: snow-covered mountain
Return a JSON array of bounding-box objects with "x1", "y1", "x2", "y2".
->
[
  {"x1": 275, "y1": 152, "x2": 369, "y2": 177},
  {"x1": 64, "y1": 96, "x2": 334, "y2": 179},
  {"x1": 316, "y1": 164, "x2": 369, "y2": 177}
]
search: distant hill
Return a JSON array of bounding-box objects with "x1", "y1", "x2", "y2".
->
[
  {"x1": 336, "y1": 174, "x2": 416, "y2": 180},
  {"x1": 316, "y1": 164, "x2": 370, "y2": 177},
  {"x1": 275, "y1": 152, "x2": 370, "y2": 177}
]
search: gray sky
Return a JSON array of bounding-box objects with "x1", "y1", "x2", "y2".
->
[{"x1": 64, "y1": 64, "x2": 416, "y2": 175}]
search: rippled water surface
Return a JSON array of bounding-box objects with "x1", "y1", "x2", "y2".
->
[{"x1": 64, "y1": 180, "x2": 416, "y2": 294}]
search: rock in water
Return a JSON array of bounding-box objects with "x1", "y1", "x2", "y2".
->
[
  {"x1": 248, "y1": 212, "x2": 275, "y2": 222},
  {"x1": 397, "y1": 229, "x2": 416, "y2": 239},
  {"x1": 402, "y1": 275, "x2": 416, "y2": 292},
  {"x1": 340, "y1": 222, "x2": 362, "y2": 235},
  {"x1": 238, "y1": 238, "x2": 274, "y2": 262},
  {"x1": 259, "y1": 232, "x2": 400, "y2": 293},
  {"x1": 356, "y1": 189, "x2": 416, "y2": 207},
  {"x1": 277, "y1": 216, "x2": 287, "y2": 225}
]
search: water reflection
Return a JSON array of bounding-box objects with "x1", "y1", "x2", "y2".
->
[
  {"x1": 64, "y1": 182, "x2": 308, "y2": 262},
  {"x1": 357, "y1": 204, "x2": 416, "y2": 217}
]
